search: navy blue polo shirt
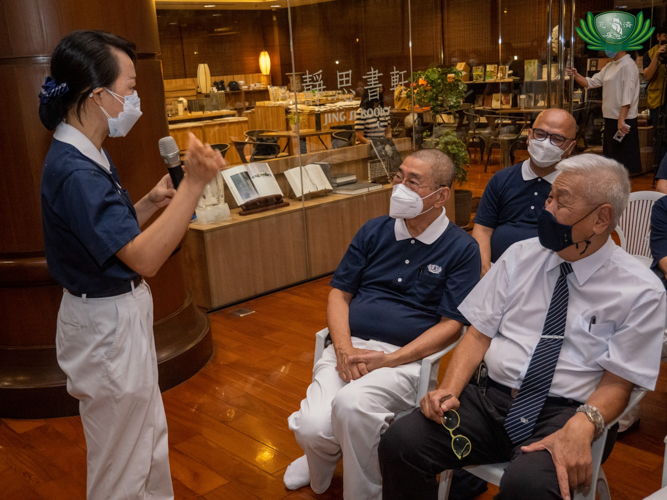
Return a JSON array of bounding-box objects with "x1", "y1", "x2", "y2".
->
[
  {"x1": 657, "y1": 154, "x2": 667, "y2": 181},
  {"x1": 41, "y1": 129, "x2": 141, "y2": 294},
  {"x1": 330, "y1": 212, "x2": 481, "y2": 347},
  {"x1": 650, "y1": 196, "x2": 667, "y2": 274},
  {"x1": 474, "y1": 160, "x2": 558, "y2": 262}
]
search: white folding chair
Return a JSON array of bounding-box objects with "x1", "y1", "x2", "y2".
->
[
  {"x1": 313, "y1": 327, "x2": 463, "y2": 415},
  {"x1": 615, "y1": 191, "x2": 665, "y2": 262},
  {"x1": 437, "y1": 389, "x2": 646, "y2": 500}
]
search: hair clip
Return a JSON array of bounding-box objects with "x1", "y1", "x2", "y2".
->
[{"x1": 39, "y1": 76, "x2": 69, "y2": 104}]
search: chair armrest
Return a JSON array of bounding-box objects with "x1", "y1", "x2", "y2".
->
[
  {"x1": 416, "y1": 326, "x2": 466, "y2": 401},
  {"x1": 606, "y1": 388, "x2": 645, "y2": 429},
  {"x1": 313, "y1": 328, "x2": 330, "y2": 375}
]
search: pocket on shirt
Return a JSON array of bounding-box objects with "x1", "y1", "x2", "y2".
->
[
  {"x1": 565, "y1": 315, "x2": 615, "y2": 366},
  {"x1": 414, "y1": 272, "x2": 446, "y2": 306}
]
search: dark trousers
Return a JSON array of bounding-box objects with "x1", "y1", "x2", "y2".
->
[
  {"x1": 650, "y1": 107, "x2": 667, "y2": 166},
  {"x1": 603, "y1": 117, "x2": 642, "y2": 174},
  {"x1": 379, "y1": 383, "x2": 617, "y2": 500}
]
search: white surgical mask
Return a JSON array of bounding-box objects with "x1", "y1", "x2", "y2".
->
[
  {"x1": 528, "y1": 137, "x2": 568, "y2": 167},
  {"x1": 389, "y1": 183, "x2": 442, "y2": 219},
  {"x1": 98, "y1": 88, "x2": 142, "y2": 138}
]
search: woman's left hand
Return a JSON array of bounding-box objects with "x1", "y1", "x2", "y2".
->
[
  {"x1": 147, "y1": 174, "x2": 177, "y2": 209},
  {"x1": 617, "y1": 119, "x2": 631, "y2": 137}
]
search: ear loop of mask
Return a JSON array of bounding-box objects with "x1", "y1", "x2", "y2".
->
[
  {"x1": 571, "y1": 205, "x2": 601, "y2": 255},
  {"x1": 89, "y1": 88, "x2": 122, "y2": 120},
  {"x1": 418, "y1": 187, "x2": 444, "y2": 216}
]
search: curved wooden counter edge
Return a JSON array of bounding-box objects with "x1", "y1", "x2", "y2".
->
[{"x1": 0, "y1": 291, "x2": 212, "y2": 419}]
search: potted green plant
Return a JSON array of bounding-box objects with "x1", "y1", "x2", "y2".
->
[
  {"x1": 407, "y1": 66, "x2": 467, "y2": 124},
  {"x1": 288, "y1": 112, "x2": 306, "y2": 131},
  {"x1": 423, "y1": 129, "x2": 472, "y2": 227},
  {"x1": 410, "y1": 66, "x2": 471, "y2": 227}
]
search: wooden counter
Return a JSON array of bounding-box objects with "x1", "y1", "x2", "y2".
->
[
  {"x1": 168, "y1": 110, "x2": 237, "y2": 123},
  {"x1": 169, "y1": 117, "x2": 249, "y2": 165},
  {"x1": 183, "y1": 186, "x2": 393, "y2": 310}
]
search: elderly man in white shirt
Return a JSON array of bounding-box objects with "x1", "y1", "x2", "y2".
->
[
  {"x1": 568, "y1": 52, "x2": 641, "y2": 174},
  {"x1": 379, "y1": 154, "x2": 666, "y2": 500}
]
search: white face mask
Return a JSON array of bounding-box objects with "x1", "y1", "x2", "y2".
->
[
  {"x1": 98, "y1": 88, "x2": 142, "y2": 138},
  {"x1": 528, "y1": 137, "x2": 568, "y2": 168},
  {"x1": 389, "y1": 183, "x2": 443, "y2": 219}
]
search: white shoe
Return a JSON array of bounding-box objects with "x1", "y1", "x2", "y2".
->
[{"x1": 283, "y1": 455, "x2": 311, "y2": 490}]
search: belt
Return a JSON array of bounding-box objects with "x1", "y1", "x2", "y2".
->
[
  {"x1": 487, "y1": 378, "x2": 582, "y2": 407},
  {"x1": 67, "y1": 276, "x2": 143, "y2": 298}
]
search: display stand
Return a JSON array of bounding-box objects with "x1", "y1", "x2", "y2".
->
[
  {"x1": 289, "y1": 188, "x2": 331, "y2": 200},
  {"x1": 239, "y1": 194, "x2": 289, "y2": 216}
]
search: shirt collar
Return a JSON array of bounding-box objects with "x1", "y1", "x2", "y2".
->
[
  {"x1": 611, "y1": 54, "x2": 630, "y2": 65},
  {"x1": 394, "y1": 208, "x2": 450, "y2": 244},
  {"x1": 546, "y1": 236, "x2": 616, "y2": 286},
  {"x1": 521, "y1": 159, "x2": 560, "y2": 184},
  {"x1": 53, "y1": 122, "x2": 111, "y2": 172}
]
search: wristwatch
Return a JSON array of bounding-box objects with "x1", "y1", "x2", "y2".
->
[{"x1": 576, "y1": 404, "x2": 605, "y2": 439}]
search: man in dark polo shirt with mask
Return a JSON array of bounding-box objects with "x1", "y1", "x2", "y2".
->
[
  {"x1": 283, "y1": 148, "x2": 481, "y2": 499},
  {"x1": 473, "y1": 108, "x2": 577, "y2": 276}
]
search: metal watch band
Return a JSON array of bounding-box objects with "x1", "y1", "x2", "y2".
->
[{"x1": 576, "y1": 404, "x2": 605, "y2": 438}]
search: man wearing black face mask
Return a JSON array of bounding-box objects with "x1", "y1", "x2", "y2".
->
[
  {"x1": 380, "y1": 154, "x2": 666, "y2": 500},
  {"x1": 473, "y1": 109, "x2": 577, "y2": 278}
]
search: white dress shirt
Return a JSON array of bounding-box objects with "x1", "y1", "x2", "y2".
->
[
  {"x1": 586, "y1": 54, "x2": 639, "y2": 120},
  {"x1": 54, "y1": 122, "x2": 111, "y2": 172},
  {"x1": 459, "y1": 237, "x2": 666, "y2": 403}
]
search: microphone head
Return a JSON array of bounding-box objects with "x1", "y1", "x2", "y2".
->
[{"x1": 158, "y1": 136, "x2": 180, "y2": 158}]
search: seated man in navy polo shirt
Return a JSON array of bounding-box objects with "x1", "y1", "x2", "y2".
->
[
  {"x1": 650, "y1": 195, "x2": 667, "y2": 358},
  {"x1": 473, "y1": 108, "x2": 577, "y2": 277},
  {"x1": 655, "y1": 155, "x2": 667, "y2": 194},
  {"x1": 283, "y1": 149, "x2": 481, "y2": 499}
]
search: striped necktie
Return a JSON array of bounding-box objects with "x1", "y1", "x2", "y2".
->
[{"x1": 504, "y1": 261, "x2": 574, "y2": 444}]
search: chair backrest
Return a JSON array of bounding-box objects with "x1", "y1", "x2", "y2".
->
[
  {"x1": 616, "y1": 191, "x2": 665, "y2": 258},
  {"x1": 331, "y1": 130, "x2": 355, "y2": 149},
  {"x1": 232, "y1": 138, "x2": 281, "y2": 163},
  {"x1": 210, "y1": 143, "x2": 230, "y2": 158},
  {"x1": 245, "y1": 129, "x2": 277, "y2": 140}
]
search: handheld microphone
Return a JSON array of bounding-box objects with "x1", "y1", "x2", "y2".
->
[{"x1": 158, "y1": 136, "x2": 185, "y2": 189}]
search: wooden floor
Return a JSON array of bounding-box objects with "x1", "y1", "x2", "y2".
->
[{"x1": 0, "y1": 157, "x2": 663, "y2": 500}]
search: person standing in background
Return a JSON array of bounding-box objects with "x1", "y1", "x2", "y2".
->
[
  {"x1": 568, "y1": 51, "x2": 642, "y2": 175},
  {"x1": 643, "y1": 23, "x2": 667, "y2": 166}
]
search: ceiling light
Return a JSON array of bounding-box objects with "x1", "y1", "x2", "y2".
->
[
  {"x1": 212, "y1": 13, "x2": 222, "y2": 16},
  {"x1": 271, "y1": 4, "x2": 281, "y2": 7},
  {"x1": 514, "y1": 55, "x2": 518, "y2": 60},
  {"x1": 335, "y1": 60, "x2": 339, "y2": 64},
  {"x1": 204, "y1": 4, "x2": 216, "y2": 7}
]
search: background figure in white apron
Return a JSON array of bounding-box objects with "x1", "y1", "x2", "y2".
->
[{"x1": 39, "y1": 30, "x2": 225, "y2": 500}]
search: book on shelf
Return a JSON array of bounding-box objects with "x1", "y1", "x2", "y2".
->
[
  {"x1": 474, "y1": 94, "x2": 484, "y2": 107},
  {"x1": 332, "y1": 182, "x2": 383, "y2": 195},
  {"x1": 485, "y1": 64, "x2": 497, "y2": 81},
  {"x1": 330, "y1": 173, "x2": 357, "y2": 186},
  {"x1": 491, "y1": 93, "x2": 501, "y2": 109},
  {"x1": 501, "y1": 93, "x2": 512, "y2": 109},
  {"x1": 284, "y1": 163, "x2": 333, "y2": 198},
  {"x1": 496, "y1": 66, "x2": 508, "y2": 80},
  {"x1": 472, "y1": 66, "x2": 485, "y2": 81},
  {"x1": 222, "y1": 163, "x2": 283, "y2": 206},
  {"x1": 483, "y1": 94, "x2": 493, "y2": 107},
  {"x1": 525, "y1": 93, "x2": 535, "y2": 107},
  {"x1": 524, "y1": 59, "x2": 539, "y2": 81}
]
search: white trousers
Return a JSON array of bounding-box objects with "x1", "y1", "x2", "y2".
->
[
  {"x1": 56, "y1": 283, "x2": 173, "y2": 500},
  {"x1": 288, "y1": 337, "x2": 421, "y2": 500}
]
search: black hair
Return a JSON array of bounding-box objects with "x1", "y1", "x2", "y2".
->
[
  {"x1": 656, "y1": 22, "x2": 667, "y2": 36},
  {"x1": 360, "y1": 88, "x2": 384, "y2": 110},
  {"x1": 39, "y1": 30, "x2": 137, "y2": 131}
]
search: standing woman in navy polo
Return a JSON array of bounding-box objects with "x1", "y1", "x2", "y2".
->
[{"x1": 39, "y1": 31, "x2": 224, "y2": 499}]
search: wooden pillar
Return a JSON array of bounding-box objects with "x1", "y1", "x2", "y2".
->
[{"x1": 0, "y1": 0, "x2": 212, "y2": 418}]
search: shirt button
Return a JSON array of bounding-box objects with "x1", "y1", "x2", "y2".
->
[
  {"x1": 537, "y1": 178, "x2": 542, "y2": 182},
  {"x1": 410, "y1": 239, "x2": 415, "y2": 244},
  {"x1": 398, "y1": 278, "x2": 403, "y2": 282},
  {"x1": 531, "y1": 205, "x2": 535, "y2": 209},
  {"x1": 405, "y1": 259, "x2": 410, "y2": 264},
  {"x1": 534, "y1": 192, "x2": 538, "y2": 195}
]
